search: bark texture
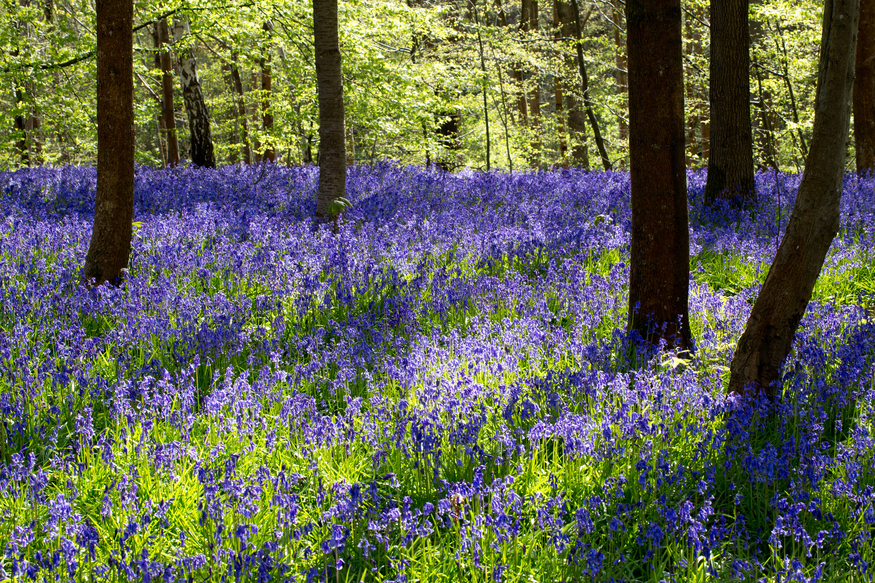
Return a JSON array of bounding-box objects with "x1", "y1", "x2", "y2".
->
[
  {"x1": 83, "y1": 0, "x2": 134, "y2": 286},
  {"x1": 704, "y1": 0, "x2": 756, "y2": 205},
  {"x1": 173, "y1": 19, "x2": 216, "y2": 168},
  {"x1": 855, "y1": 0, "x2": 875, "y2": 172},
  {"x1": 313, "y1": 0, "x2": 347, "y2": 220},
  {"x1": 230, "y1": 55, "x2": 252, "y2": 164},
  {"x1": 728, "y1": 0, "x2": 859, "y2": 396},
  {"x1": 626, "y1": 0, "x2": 691, "y2": 349}
]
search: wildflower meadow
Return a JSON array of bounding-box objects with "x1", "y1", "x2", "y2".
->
[{"x1": 2, "y1": 163, "x2": 875, "y2": 582}]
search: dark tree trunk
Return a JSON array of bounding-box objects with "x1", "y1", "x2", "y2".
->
[
  {"x1": 855, "y1": 0, "x2": 875, "y2": 172},
  {"x1": 553, "y1": 0, "x2": 568, "y2": 165},
  {"x1": 173, "y1": 19, "x2": 216, "y2": 168},
  {"x1": 313, "y1": 0, "x2": 347, "y2": 221},
  {"x1": 555, "y1": 0, "x2": 589, "y2": 168},
  {"x1": 261, "y1": 21, "x2": 276, "y2": 163},
  {"x1": 626, "y1": 0, "x2": 691, "y2": 349},
  {"x1": 230, "y1": 55, "x2": 252, "y2": 165},
  {"x1": 436, "y1": 111, "x2": 461, "y2": 171},
  {"x1": 704, "y1": 0, "x2": 756, "y2": 205},
  {"x1": 525, "y1": 0, "x2": 542, "y2": 167},
  {"x1": 613, "y1": 0, "x2": 628, "y2": 144},
  {"x1": 157, "y1": 19, "x2": 179, "y2": 167},
  {"x1": 570, "y1": 0, "x2": 612, "y2": 170},
  {"x1": 83, "y1": 0, "x2": 134, "y2": 286},
  {"x1": 728, "y1": 0, "x2": 858, "y2": 397}
]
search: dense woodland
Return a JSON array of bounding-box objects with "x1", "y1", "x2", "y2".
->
[{"x1": 0, "y1": 0, "x2": 835, "y2": 173}]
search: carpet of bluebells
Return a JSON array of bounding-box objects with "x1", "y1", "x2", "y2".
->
[{"x1": 2, "y1": 163, "x2": 875, "y2": 582}]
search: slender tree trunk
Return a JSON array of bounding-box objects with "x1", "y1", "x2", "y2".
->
[
  {"x1": 728, "y1": 0, "x2": 859, "y2": 397},
  {"x1": 471, "y1": 0, "x2": 491, "y2": 170},
  {"x1": 156, "y1": 19, "x2": 179, "y2": 166},
  {"x1": 753, "y1": 63, "x2": 780, "y2": 171},
  {"x1": 173, "y1": 19, "x2": 216, "y2": 168},
  {"x1": 556, "y1": 0, "x2": 589, "y2": 167},
  {"x1": 626, "y1": 0, "x2": 691, "y2": 349},
  {"x1": 553, "y1": 0, "x2": 568, "y2": 165},
  {"x1": 230, "y1": 55, "x2": 252, "y2": 164},
  {"x1": 526, "y1": 0, "x2": 542, "y2": 167},
  {"x1": 83, "y1": 0, "x2": 134, "y2": 286},
  {"x1": 261, "y1": 21, "x2": 276, "y2": 163},
  {"x1": 854, "y1": 0, "x2": 875, "y2": 172},
  {"x1": 684, "y1": 8, "x2": 702, "y2": 166},
  {"x1": 314, "y1": 0, "x2": 347, "y2": 221},
  {"x1": 704, "y1": 0, "x2": 756, "y2": 205},
  {"x1": 613, "y1": 0, "x2": 628, "y2": 143},
  {"x1": 570, "y1": 0, "x2": 612, "y2": 170},
  {"x1": 514, "y1": 0, "x2": 531, "y2": 128}
]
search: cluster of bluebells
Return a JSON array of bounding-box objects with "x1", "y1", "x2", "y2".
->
[{"x1": 0, "y1": 162, "x2": 875, "y2": 581}]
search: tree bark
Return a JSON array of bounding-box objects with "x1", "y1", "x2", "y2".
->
[
  {"x1": 526, "y1": 0, "x2": 542, "y2": 167},
  {"x1": 626, "y1": 0, "x2": 691, "y2": 349},
  {"x1": 261, "y1": 21, "x2": 276, "y2": 163},
  {"x1": 704, "y1": 0, "x2": 756, "y2": 205},
  {"x1": 553, "y1": 0, "x2": 568, "y2": 165},
  {"x1": 230, "y1": 55, "x2": 252, "y2": 165},
  {"x1": 156, "y1": 19, "x2": 179, "y2": 167},
  {"x1": 314, "y1": 0, "x2": 347, "y2": 221},
  {"x1": 555, "y1": 0, "x2": 589, "y2": 168},
  {"x1": 570, "y1": 0, "x2": 612, "y2": 170},
  {"x1": 728, "y1": 0, "x2": 859, "y2": 397},
  {"x1": 613, "y1": 0, "x2": 628, "y2": 144},
  {"x1": 173, "y1": 19, "x2": 216, "y2": 168},
  {"x1": 854, "y1": 0, "x2": 875, "y2": 172},
  {"x1": 83, "y1": 0, "x2": 134, "y2": 286}
]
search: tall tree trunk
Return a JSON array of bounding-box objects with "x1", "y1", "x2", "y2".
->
[
  {"x1": 156, "y1": 19, "x2": 179, "y2": 166},
  {"x1": 12, "y1": 0, "x2": 41, "y2": 166},
  {"x1": 684, "y1": 7, "x2": 703, "y2": 166},
  {"x1": 556, "y1": 0, "x2": 589, "y2": 167},
  {"x1": 626, "y1": 0, "x2": 691, "y2": 349},
  {"x1": 525, "y1": 0, "x2": 542, "y2": 167},
  {"x1": 753, "y1": 63, "x2": 780, "y2": 171},
  {"x1": 854, "y1": 0, "x2": 875, "y2": 172},
  {"x1": 83, "y1": 0, "x2": 134, "y2": 286},
  {"x1": 261, "y1": 21, "x2": 276, "y2": 163},
  {"x1": 553, "y1": 0, "x2": 568, "y2": 165},
  {"x1": 570, "y1": 0, "x2": 612, "y2": 170},
  {"x1": 704, "y1": 0, "x2": 756, "y2": 205},
  {"x1": 613, "y1": 0, "x2": 628, "y2": 144},
  {"x1": 514, "y1": 0, "x2": 531, "y2": 128},
  {"x1": 230, "y1": 55, "x2": 252, "y2": 164},
  {"x1": 314, "y1": 0, "x2": 347, "y2": 221},
  {"x1": 728, "y1": 0, "x2": 859, "y2": 397},
  {"x1": 172, "y1": 19, "x2": 216, "y2": 168}
]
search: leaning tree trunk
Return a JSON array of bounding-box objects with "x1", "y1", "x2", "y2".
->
[
  {"x1": 704, "y1": 0, "x2": 756, "y2": 205},
  {"x1": 728, "y1": 0, "x2": 859, "y2": 397},
  {"x1": 626, "y1": 0, "x2": 691, "y2": 349},
  {"x1": 854, "y1": 0, "x2": 875, "y2": 173},
  {"x1": 172, "y1": 19, "x2": 216, "y2": 168},
  {"x1": 83, "y1": 0, "x2": 134, "y2": 286},
  {"x1": 313, "y1": 0, "x2": 346, "y2": 221}
]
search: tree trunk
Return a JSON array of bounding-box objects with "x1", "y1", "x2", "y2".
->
[
  {"x1": 704, "y1": 0, "x2": 756, "y2": 205},
  {"x1": 230, "y1": 55, "x2": 252, "y2": 164},
  {"x1": 526, "y1": 0, "x2": 542, "y2": 167},
  {"x1": 156, "y1": 19, "x2": 179, "y2": 167},
  {"x1": 314, "y1": 0, "x2": 347, "y2": 221},
  {"x1": 613, "y1": 0, "x2": 628, "y2": 144},
  {"x1": 728, "y1": 0, "x2": 859, "y2": 397},
  {"x1": 555, "y1": 0, "x2": 589, "y2": 168},
  {"x1": 553, "y1": 0, "x2": 568, "y2": 165},
  {"x1": 83, "y1": 0, "x2": 134, "y2": 286},
  {"x1": 570, "y1": 0, "x2": 612, "y2": 170},
  {"x1": 172, "y1": 19, "x2": 216, "y2": 168},
  {"x1": 626, "y1": 0, "x2": 691, "y2": 349},
  {"x1": 854, "y1": 0, "x2": 875, "y2": 172},
  {"x1": 261, "y1": 21, "x2": 276, "y2": 163}
]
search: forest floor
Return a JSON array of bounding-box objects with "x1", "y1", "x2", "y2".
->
[{"x1": 1, "y1": 163, "x2": 875, "y2": 582}]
